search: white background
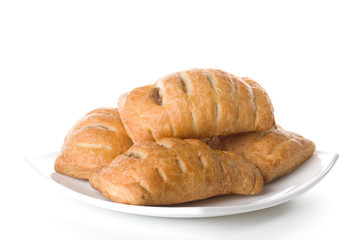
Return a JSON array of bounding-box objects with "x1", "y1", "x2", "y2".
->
[{"x1": 1, "y1": 0, "x2": 359, "y2": 239}]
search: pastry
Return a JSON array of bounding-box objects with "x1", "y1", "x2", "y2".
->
[
  {"x1": 118, "y1": 68, "x2": 275, "y2": 142},
  {"x1": 54, "y1": 108, "x2": 133, "y2": 179},
  {"x1": 205, "y1": 125, "x2": 316, "y2": 183},
  {"x1": 89, "y1": 137, "x2": 263, "y2": 205}
]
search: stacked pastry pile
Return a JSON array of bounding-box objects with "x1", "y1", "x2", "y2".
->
[{"x1": 54, "y1": 68, "x2": 315, "y2": 205}]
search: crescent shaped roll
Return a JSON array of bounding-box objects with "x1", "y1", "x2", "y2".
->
[
  {"x1": 89, "y1": 138, "x2": 263, "y2": 205},
  {"x1": 54, "y1": 108, "x2": 133, "y2": 179},
  {"x1": 118, "y1": 68, "x2": 275, "y2": 142}
]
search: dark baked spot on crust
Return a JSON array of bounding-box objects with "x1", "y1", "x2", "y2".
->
[
  {"x1": 125, "y1": 152, "x2": 142, "y2": 159},
  {"x1": 151, "y1": 87, "x2": 162, "y2": 106}
]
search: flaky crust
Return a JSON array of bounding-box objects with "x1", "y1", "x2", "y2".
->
[
  {"x1": 206, "y1": 125, "x2": 316, "y2": 183},
  {"x1": 54, "y1": 108, "x2": 133, "y2": 179},
  {"x1": 118, "y1": 68, "x2": 275, "y2": 142},
  {"x1": 89, "y1": 138, "x2": 263, "y2": 205}
]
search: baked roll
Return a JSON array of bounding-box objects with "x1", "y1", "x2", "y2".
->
[
  {"x1": 118, "y1": 68, "x2": 275, "y2": 142},
  {"x1": 89, "y1": 138, "x2": 263, "y2": 205},
  {"x1": 54, "y1": 108, "x2": 133, "y2": 179},
  {"x1": 205, "y1": 125, "x2": 316, "y2": 183}
]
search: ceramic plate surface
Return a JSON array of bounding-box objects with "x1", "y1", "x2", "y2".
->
[{"x1": 26, "y1": 151, "x2": 338, "y2": 218}]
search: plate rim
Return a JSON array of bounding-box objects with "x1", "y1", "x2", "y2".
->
[{"x1": 25, "y1": 150, "x2": 338, "y2": 218}]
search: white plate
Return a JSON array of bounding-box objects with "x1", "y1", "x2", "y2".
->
[{"x1": 26, "y1": 151, "x2": 338, "y2": 218}]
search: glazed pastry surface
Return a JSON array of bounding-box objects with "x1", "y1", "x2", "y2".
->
[
  {"x1": 118, "y1": 68, "x2": 275, "y2": 142},
  {"x1": 205, "y1": 125, "x2": 316, "y2": 183},
  {"x1": 89, "y1": 138, "x2": 263, "y2": 205},
  {"x1": 54, "y1": 108, "x2": 133, "y2": 179}
]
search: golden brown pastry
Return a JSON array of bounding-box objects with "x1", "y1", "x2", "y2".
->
[
  {"x1": 54, "y1": 108, "x2": 133, "y2": 179},
  {"x1": 205, "y1": 125, "x2": 316, "y2": 183},
  {"x1": 118, "y1": 68, "x2": 275, "y2": 142},
  {"x1": 89, "y1": 138, "x2": 263, "y2": 205}
]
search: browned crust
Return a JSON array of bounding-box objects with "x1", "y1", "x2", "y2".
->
[
  {"x1": 54, "y1": 108, "x2": 133, "y2": 179},
  {"x1": 118, "y1": 68, "x2": 275, "y2": 142},
  {"x1": 207, "y1": 125, "x2": 316, "y2": 183},
  {"x1": 89, "y1": 138, "x2": 263, "y2": 205}
]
